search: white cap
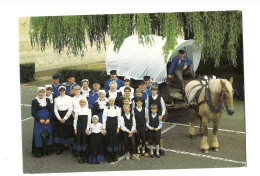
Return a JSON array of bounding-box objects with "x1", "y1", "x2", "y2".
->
[
  {"x1": 37, "y1": 87, "x2": 45, "y2": 93},
  {"x1": 58, "y1": 86, "x2": 66, "y2": 91}
]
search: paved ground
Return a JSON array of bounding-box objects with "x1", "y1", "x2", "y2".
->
[{"x1": 20, "y1": 86, "x2": 246, "y2": 174}]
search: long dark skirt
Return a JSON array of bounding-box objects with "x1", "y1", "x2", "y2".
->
[
  {"x1": 105, "y1": 117, "x2": 121, "y2": 152},
  {"x1": 53, "y1": 110, "x2": 74, "y2": 144},
  {"x1": 32, "y1": 109, "x2": 53, "y2": 155},
  {"x1": 89, "y1": 132, "x2": 104, "y2": 163},
  {"x1": 122, "y1": 132, "x2": 136, "y2": 154},
  {"x1": 74, "y1": 115, "x2": 89, "y2": 152}
]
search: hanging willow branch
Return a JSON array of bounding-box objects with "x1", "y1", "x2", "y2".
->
[{"x1": 29, "y1": 11, "x2": 242, "y2": 67}]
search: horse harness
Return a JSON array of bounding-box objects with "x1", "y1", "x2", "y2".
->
[{"x1": 188, "y1": 78, "x2": 226, "y2": 113}]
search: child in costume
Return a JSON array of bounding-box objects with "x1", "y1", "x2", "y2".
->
[{"x1": 87, "y1": 115, "x2": 105, "y2": 164}]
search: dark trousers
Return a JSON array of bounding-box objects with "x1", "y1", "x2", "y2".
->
[
  {"x1": 174, "y1": 65, "x2": 195, "y2": 93},
  {"x1": 148, "y1": 129, "x2": 161, "y2": 145},
  {"x1": 135, "y1": 127, "x2": 146, "y2": 147},
  {"x1": 122, "y1": 132, "x2": 136, "y2": 154}
]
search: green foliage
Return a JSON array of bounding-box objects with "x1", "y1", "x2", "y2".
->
[
  {"x1": 29, "y1": 11, "x2": 243, "y2": 68},
  {"x1": 20, "y1": 62, "x2": 35, "y2": 83},
  {"x1": 57, "y1": 69, "x2": 110, "y2": 88},
  {"x1": 108, "y1": 14, "x2": 134, "y2": 52}
]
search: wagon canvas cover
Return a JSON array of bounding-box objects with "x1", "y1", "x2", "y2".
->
[{"x1": 106, "y1": 35, "x2": 201, "y2": 84}]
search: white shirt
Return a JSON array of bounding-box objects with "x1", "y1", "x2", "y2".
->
[
  {"x1": 102, "y1": 106, "x2": 121, "y2": 129},
  {"x1": 89, "y1": 122, "x2": 103, "y2": 134},
  {"x1": 120, "y1": 113, "x2": 136, "y2": 132},
  {"x1": 107, "y1": 90, "x2": 119, "y2": 100},
  {"x1": 96, "y1": 98, "x2": 108, "y2": 110},
  {"x1": 73, "y1": 106, "x2": 92, "y2": 130},
  {"x1": 54, "y1": 95, "x2": 73, "y2": 120},
  {"x1": 119, "y1": 86, "x2": 134, "y2": 96},
  {"x1": 147, "y1": 94, "x2": 166, "y2": 116},
  {"x1": 81, "y1": 87, "x2": 91, "y2": 98},
  {"x1": 72, "y1": 94, "x2": 87, "y2": 112}
]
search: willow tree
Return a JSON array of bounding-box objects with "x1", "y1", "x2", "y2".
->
[{"x1": 29, "y1": 11, "x2": 242, "y2": 67}]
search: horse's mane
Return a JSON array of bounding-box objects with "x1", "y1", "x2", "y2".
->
[{"x1": 208, "y1": 79, "x2": 233, "y2": 94}]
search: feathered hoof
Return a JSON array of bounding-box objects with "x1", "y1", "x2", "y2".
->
[
  {"x1": 212, "y1": 147, "x2": 219, "y2": 152},
  {"x1": 190, "y1": 135, "x2": 196, "y2": 139},
  {"x1": 201, "y1": 149, "x2": 209, "y2": 153}
]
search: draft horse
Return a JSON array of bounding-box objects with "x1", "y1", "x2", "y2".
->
[{"x1": 185, "y1": 77, "x2": 235, "y2": 153}]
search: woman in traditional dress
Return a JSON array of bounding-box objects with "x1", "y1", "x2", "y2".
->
[
  {"x1": 31, "y1": 87, "x2": 53, "y2": 158},
  {"x1": 73, "y1": 99, "x2": 92, "y2": 163},
  {"x1": 53, "y1": 86, "x2": 74, "y2": 154},
  {"x1": 102, "y1": 97, "x2": 121, "y2": 163}
]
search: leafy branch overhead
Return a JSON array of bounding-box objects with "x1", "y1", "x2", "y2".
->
[{"x1": 29, "y1": 11, "x2": 242, "y2": 67}]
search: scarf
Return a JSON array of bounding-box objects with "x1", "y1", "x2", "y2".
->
[
  {"x1": 36, "y1": 95, "x2": 47, "y2": 107},
  {"x1": 81, "y1": 87, "x2": 91, "y2": 97},
  {"x1": 96, "y1": 98, "x2": 108, "y2": 110},
  {"x1": 45, "y1": 93, "x2": 53, "y2": 104}
]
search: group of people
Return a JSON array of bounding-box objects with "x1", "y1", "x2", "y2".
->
[
  {"x1": 31, "y1": 70, "x2": 166, "y2": 164},
  {"x1": 31, "y1": 49, "x2": 194, "y2": 164}
]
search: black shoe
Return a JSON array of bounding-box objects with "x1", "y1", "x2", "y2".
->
[
  {"x1": 56, "y1": 150, "x2": 61, "y2": 155},
  {"x1": 149, "y1": 154, "x2": 154, "y2": 158},
  {"x1": 35, "y1": 153, "x2": 43, "y2": 158},
  {"x1": 71, "y1": 149, "x2": 76, "y2": 155},
  {"x1": 78, "y1": 158, "x2": 84, "y2": 164},
  {"x1": 156, "y1": 154, "x2": 160, "y2": 158},
  {"x1": 159, "y1": 149, "x2": 165, "y2": 156},
  {"x1": 74, "y1": 151, "x2": 79, "y2": 157},
  {"x1": 108, "y1": 157, "x2": 112, "y2": 163},
  {"x1": 45, "y1": 151, "x2": 51, "y2": 155}
]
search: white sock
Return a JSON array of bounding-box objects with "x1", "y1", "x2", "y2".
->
[
  {"x1": 156, "y1": 145, "x2": 159, "y2": 155},
  {"x1": 150, "y1": 145, "x2": 154, "y2": 155}
]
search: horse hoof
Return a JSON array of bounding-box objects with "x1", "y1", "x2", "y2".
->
[
  {"x1": 190, "y1": 135, "x2": 196, "y2": 139},
  {"x1": 212, "y1": 147, "x2": 219, "y2": 152},
  {"x1": 201, "y1": 149, "x2": 209, "y2": 153}
]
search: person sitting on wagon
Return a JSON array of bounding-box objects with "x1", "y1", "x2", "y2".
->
[
  {"x1": 167, "y1": 49, "x2": 195, "y2": 95},
  {"x1": 104, "y1": 70, "x2": 125, "y2": 92}
]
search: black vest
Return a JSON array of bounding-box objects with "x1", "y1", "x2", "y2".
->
[
  {"x1": 134, "y1": 107, "x2": 146, "y2": 128},
  {"x1": 149, "y1": 95, "x2": 162, "y2": 115},
  {"x1": 149, "y1": 113, "x2": 159, "y2": 128},
  {"x1": 123, "y1": 114, "x2": 133, "y2": 131}
]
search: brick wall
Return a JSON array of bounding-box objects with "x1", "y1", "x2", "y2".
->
[{"x1": 19, "y1": 17, "x2": 109, "y2": 72}]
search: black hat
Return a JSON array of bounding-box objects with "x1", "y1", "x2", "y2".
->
[
  {"x1": 110, "y1": 70, "x2": 117, "y2": 75},
  {"x1": 139, "y1": 80, "x2": 145, "y2": 85},
  {"x1": 179, "y1": 50, "x2": 185, "y2": 54},
  {"x1": 93, "y1": 80, "x2": 100, "y2": 84},
  {"x1": 52, "y1": 74, "x2": 59, "y2": 79},
  {"x1": 143, "y1": 76, "x2": 150, "y2": 81}
]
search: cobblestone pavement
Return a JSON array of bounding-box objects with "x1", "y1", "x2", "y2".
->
[{"x1": 21, "y1": 86, "x2": 246, "y2": 174}]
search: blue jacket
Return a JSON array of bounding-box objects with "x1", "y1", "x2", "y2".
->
[
  {"x1": 88, "y1": 90, "x2": 100, "y2": 110},
  {"x1": 52, "y1": 83, "x2": 62, "y2": 97},
  {"x1": 168, "y1": 56, "x2": 192, "y2": 75},
  {"x1": 104, "y1": 78, "x2": 125, "y2": 92},
  {"x1": 65, "y1": 82, "x2": 79, "y2": 97},
  {"x1": 134, "y1": 91, "x2": 150, "y2": 100}
]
